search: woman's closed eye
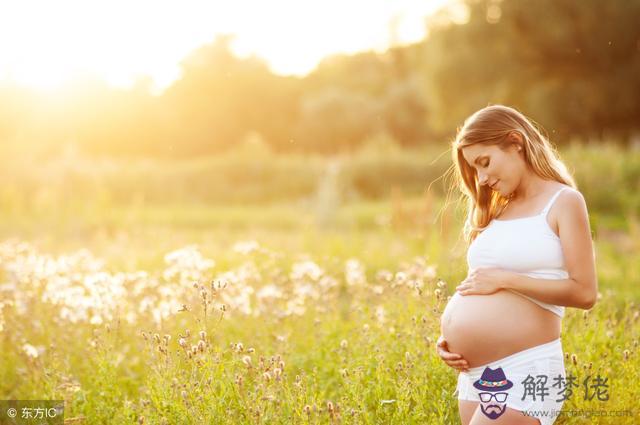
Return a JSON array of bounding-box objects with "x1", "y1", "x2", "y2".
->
[{"x1": 473, "y1": 161, "x2": 489, "y2": 171}]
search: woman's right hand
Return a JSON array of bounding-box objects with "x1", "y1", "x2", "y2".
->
[{"x1": 436, "y1": 334, "x2": 469, "y2": 372}]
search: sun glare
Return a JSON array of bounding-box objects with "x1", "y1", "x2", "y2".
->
[{"x1": 0, "y1": 0, "x2": 450, "y2": 94}]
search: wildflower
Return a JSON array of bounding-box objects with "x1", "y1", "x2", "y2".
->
[
  {"x1": 181, "y1": 390, "x2": 188, "y2": 399},
  {"x1": 340, "y1": 368, "x2": 349, "y2": 378},
  {"x1": 623, "y1": 350, "x2": 630, "y2": 361},
  {"x1": 345, "y1": 258, "x2": 366, "y2": 286},
  {"x1": 278, "y1": 360, "x2": 285, "y2": 370},
  {"x1": 178, "y1": 338, "x2": 187, "y2": 348},
  {"x1": 290, "y1": 260, "x2": 324, "y2": 281},
  {"x1": 235, "y1": 374, "x2": 243, "y2": 387},
  {"x1": 199, "y1": 330, "x2": 206, "y2": 341},
  {"x1": 571, "y1": 354, "x2": 578, "y2": 366},
  {"x1": 395, "y1": 271, "x2": 407, "y2": 284},
  {"x1": 163, "y1": 335, "x2": 171, "y2": 346},
  {"x1": 236, "y1": 342, "x2": 244, "y2": 352},
  {"x1": 263, "y1": 371, "x2": 272, "y2": 381},
  {"x1": 23, "y1": 344, "x2": 39, "y2": 359},
  {"x1": 242, "y1": 356, "x2": 252, "y2": 367},
  {"x1": 340, "y1": 339, "x2": 348, "y2": 349},
  {"x1": 273, "y1": 368, "x2": 282, "y2": 379},
  {"x1": 191, "y1": 345, "x2": 198, "y2": 356},
  {"x1": 327, "y1": 401, "x2": 334, "y2": 414},
  {"x1": 153, "y1": 333, "x2": 160, "y2": 344},
  {"x1": 197, "y1": 340, "x2": 206, "y2": 353},
  {"x1": 434, "y1": 288, "x2": 442, "y2": 299},
  {"x1": 303, "y1": 405, "x2": 311, "y2": 416}
]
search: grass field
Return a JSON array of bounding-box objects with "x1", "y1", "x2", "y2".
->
[{"x1": 0, "y1": 146, "x2": 639, "y2": 424}]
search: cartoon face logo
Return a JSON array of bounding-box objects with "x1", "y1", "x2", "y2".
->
[{"x1": 473, "y1": 367, "x2": 513, "y2": 420}]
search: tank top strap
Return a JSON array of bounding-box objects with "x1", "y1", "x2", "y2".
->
[{"x1": 540, "y1": 187, "x2": 571, "y2": 217}]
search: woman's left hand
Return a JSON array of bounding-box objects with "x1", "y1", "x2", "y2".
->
[{"x1": 456, "y1": 267, "x2": 514, "y2": 295}]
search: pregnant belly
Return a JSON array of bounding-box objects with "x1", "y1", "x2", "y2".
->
[{"x1": 440, "y1": 289, "x2": 561, "y2": 368}]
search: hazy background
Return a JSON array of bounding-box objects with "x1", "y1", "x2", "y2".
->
[
  {"x1": 0, "y1": 0, "x2": 638, "y2": 248},
  {"x1": 2, "y1": 0, "x2": 639, "y2": 158}
]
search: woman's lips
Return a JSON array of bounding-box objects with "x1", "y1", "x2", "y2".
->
[{"x1": 490, "y1": 180, "x2": 499, "y2": 190}]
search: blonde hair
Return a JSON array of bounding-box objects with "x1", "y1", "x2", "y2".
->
[{"x1": 450, "y1": 105, "x2": 577, "y2": 244}]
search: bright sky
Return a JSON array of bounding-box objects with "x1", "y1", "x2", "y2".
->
[{"x1": 0, "y1": 0, "x2": 451, "y2": 94}]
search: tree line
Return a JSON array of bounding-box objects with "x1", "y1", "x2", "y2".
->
[{"x1": 1, "y1": 0, "x2": 638, "y2": 159}]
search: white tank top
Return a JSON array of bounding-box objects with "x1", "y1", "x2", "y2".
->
[{"x1": 466, "y1": 186, "x2": 574, "y2": 318}]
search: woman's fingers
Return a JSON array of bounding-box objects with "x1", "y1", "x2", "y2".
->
[
  {"x1": 436, "y1": 341, "x2": 464, "y2": 360},
  {"x1": 436, "y1": 336, "x2": 469, "y2": 370},
  {"x1": 444, "y1": 358, "x2": 469, "y2": 369},
  {"x1": 448, "y1": 364, "x2": 469, "y2": 372},
  {"x1": 437, "y1": 345, "x2": 462, "y2": 359},
  {"x1": 441, "y1": 351, "x2": 462, "y2": 360}
]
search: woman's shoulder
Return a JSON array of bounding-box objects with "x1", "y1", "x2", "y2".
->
[
  {"x1": 555, "y1": 184, "x2": 588, "y2": 217},
  {"x1": 556, "y1": 183, "x2": 582, "y2": 198},
  {"x1": 548, "y1": 182, "x2": 581, "y2": 199}
]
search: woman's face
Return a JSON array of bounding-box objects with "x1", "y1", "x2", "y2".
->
[{"x1": 461, "y1": 142, "x2": 524, "y2": 197}]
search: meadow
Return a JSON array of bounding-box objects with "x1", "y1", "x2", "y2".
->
[{"x1": 0, "y1": 143, "x2": 638, "y2": 424}]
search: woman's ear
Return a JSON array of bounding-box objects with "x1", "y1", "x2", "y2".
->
[{"x1": 507, "y1": 131, "x2": 524, "y2": 152}]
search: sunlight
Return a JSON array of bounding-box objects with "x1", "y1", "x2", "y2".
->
[{"x1": 0, "y1": 0, "x2": 450, "y2": 94}]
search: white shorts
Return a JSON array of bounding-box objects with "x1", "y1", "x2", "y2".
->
[{"x1": 454, "y1": 337, "x2": 566, "y2": 425}]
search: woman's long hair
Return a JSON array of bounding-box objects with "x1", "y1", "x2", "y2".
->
[{"x1": 450, "y1": 105, "x2": 577, "y2": 244}]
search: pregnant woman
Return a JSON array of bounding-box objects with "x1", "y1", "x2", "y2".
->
[{"x1": 437, "y1": 105, "x2": 598, "y2": 425}]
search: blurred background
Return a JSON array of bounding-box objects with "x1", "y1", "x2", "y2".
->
[{"x1": 0, "y1": 0, "x2": 638, "y2": 271}]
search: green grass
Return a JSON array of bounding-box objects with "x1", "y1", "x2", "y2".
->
[{"x1": 0, "y1": 192, "x2": 638, "y2": 424}]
